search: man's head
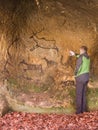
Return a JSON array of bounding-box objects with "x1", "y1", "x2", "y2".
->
[{"x1": 80, "y1": 46, "x2": 88, "y2": 55}]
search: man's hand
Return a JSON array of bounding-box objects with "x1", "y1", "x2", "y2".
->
[{"x1": 69, "y1": 50, "x2": 75, "y2": 56}]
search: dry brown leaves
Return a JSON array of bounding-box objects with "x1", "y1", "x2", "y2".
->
[{"x1": 0, "y1": 111, "x2": 98, "y2": 130}]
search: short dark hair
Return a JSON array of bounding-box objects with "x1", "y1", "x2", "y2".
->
[{"x1": 80, "y1": 46, "x2": 88, "y2": 52}]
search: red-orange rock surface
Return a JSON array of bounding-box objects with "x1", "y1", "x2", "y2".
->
[{"x1": 0, "y1": 0, "x2": 97, "y2": 114}]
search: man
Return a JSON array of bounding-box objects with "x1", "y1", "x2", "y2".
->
[{"x1": 70, "y1": 46, "x2": 90, "y2": 114}]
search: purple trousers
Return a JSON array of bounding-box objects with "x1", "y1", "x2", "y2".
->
[{"x1": 75, "y1": 79, "x2": 88, "y2": 114}]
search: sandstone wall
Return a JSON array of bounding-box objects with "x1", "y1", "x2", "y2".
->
[{"x1": 0, "y1": 0, "x2": 98, "y2": 114}]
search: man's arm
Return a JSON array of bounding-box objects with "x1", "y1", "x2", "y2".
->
[{"x1": 69, "y1": 51, "x2": 79, "y2": 57}]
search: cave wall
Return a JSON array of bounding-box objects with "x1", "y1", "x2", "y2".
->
[
  {"x1": 0, "y1": 0, "x2": 98, "y2": 114},
  {"x1": 0, "y1": 0, "x2": 98, "y2": 85}
]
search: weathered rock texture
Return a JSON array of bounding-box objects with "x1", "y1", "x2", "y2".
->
[{"x1": 0, "y1": 0, "x2": 98, "y2": 114}]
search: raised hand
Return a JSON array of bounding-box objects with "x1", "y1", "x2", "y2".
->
[{"x1": 69, "y1": 50, "x2": 75, "y2": 56}]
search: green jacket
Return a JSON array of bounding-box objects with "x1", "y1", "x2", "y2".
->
[{"x1": 75, "y1": 53, "x2": 90, "y2": 77}]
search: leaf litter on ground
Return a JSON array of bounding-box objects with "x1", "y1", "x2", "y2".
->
[{"x1": 0, "y1": 111, "x2": 98, "y2": 130}]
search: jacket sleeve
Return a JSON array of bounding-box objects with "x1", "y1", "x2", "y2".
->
[
  {"x1": 75, "y1": 53, "x2": 80, "y2": 58},
  {"x1": 75, "y1": 55, "x2": 83, "y2": 76}
]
